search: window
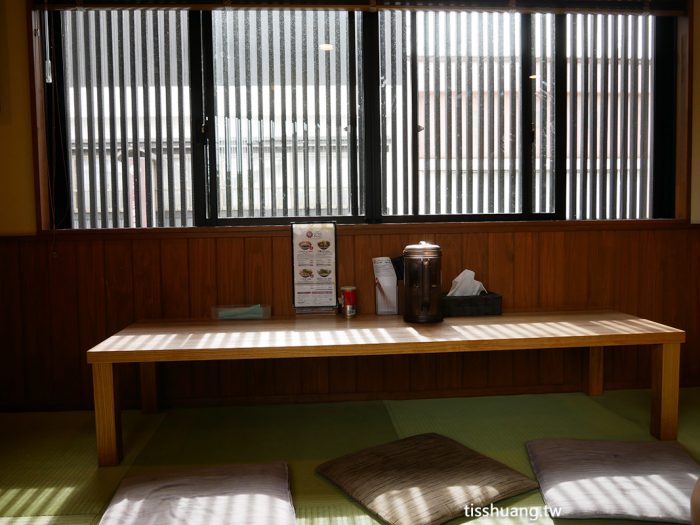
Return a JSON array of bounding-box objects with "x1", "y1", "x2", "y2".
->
[
  {"x1": 51, "y1": 10, "x2": 193, "y2": 228},
  {"x1": 210, "y1": 11, "x2": 357, "y2": 219},
  {"x1": 40, "y1": 3, "x2": 683, "y2": 228}
]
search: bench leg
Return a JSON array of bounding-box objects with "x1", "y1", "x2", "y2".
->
[
  {"x1": 139, "y1": 362, "x2": 159, "y2": 414},
  {"x1": 92, "y1": 363, "x2": 122, "y2": 466},
  {"x1": 587, "y1": 346, "x2": 605, "y2": 396},
  {"x1": 650, "y1": 343, "x2": 680, "y2": 441}
]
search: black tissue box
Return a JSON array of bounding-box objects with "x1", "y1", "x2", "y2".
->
[{"x1": 441, "y1": 292, "x2": 502, "y2": 317}]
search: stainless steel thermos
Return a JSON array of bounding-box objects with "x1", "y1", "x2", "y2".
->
[{"x1": 403, "y1": 241, "x2": 443, "y2": 323}]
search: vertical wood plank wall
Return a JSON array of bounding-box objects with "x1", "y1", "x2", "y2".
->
[{"x1": 1, "y1": 223, "x2": 699, "y2": 410}]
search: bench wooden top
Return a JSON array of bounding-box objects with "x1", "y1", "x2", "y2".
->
[{"x1": 86, "y1": 310, "x2": 685, "y2": 364}]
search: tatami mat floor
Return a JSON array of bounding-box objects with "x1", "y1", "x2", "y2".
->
[{"x1": 1, "y1": 388, "x2": 699, "y2": 525}]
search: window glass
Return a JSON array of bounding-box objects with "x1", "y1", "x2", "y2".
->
[
  {"x1": 533, "y1": 13, "x2": 556, "y2": 214},
  {"x1": 211, "y1": 10, "x2": 359, "y2": 218},
  {"x1": 380, "y1": 11, "x2": 522, "y2": 216},
  {"x1": 565, "y1": 14, "x2": 655, "y2": 220},
  {"x1": 62, "y1": 10, "x2": 193, "y2": 228}
]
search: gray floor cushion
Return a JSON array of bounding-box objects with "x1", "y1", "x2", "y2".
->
[
  {"x1": 316, "y1": 432, "x2": 538, "y2": 525},
  {"x1": 527, "y1": 439, "x2": 700, "y2": 524},
  {"x1": 99, "y1": 462, "x2": 296, "y2": 525}
]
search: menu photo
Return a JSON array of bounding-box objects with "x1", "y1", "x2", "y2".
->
[{"x1": 291, "y1": 223, "x2": 337, "y2": 311}]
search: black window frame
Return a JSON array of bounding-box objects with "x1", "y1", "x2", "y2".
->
[{"x1": 43, "y1": 6, "x2": 680, "y2": 229}]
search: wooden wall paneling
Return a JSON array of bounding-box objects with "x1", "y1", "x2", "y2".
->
[
  {"x1": 561, "y1": 232, "x2": 591, "y2": 387},
  {"x1": 354, "y1": 235, "x2": 384, "y2": 392},
  {"x1": 273, "y1": 358, "x2": 302, "y2": 397},
  {"x1": 538, "y1": 350, "x2": 565, "y2": 386},
  {"x1": 301, "y1": 356, "x2": 330, "y2": 396},
  {"x1": 271, "y1": 236, "x2": 294, "y2": 317},
  {"x1": 608, "y1": 232, "x2": 642, "y2": 387},
  {"x1": 76, "y1": 241, "x2": 106, "y2": 407},
  {"x1": 409, "y1": 353, "x2": 438, "y2": 392},
  {"x1": 189, "y1": 238, "x2": 221, "y2": 400},
  {"x1": 512, "y1": 232, "x2": 540, "y2": 310},
  {"x1": 19, "y1": 240, "x2": 53, "y2": 406},
  {"x1": 2, "y1": 225, "x2": 697, "y2": 411},
  {"x1": 0, "y1": 242, "x2": 23, "y2": 407},
  {"x1": 614, "y1": 232, "x2": 643, "y2": 314},
  {"x1": 269, "y1": 236, "x2": 302, "y2": 396},
  {"x1": 586, "y1": 230, "x2": 616, "y2": 308},
  {"x1": 636, "y1": 231, "x2": 663, "y2": 320},
  {"x1": 537, "y1": 232, "x2": 565, "y2": 385},
  {"x1": 336, "y1": 234, "x2": 356, "y2": 288},
  {"x1": 159, "y1": 239, "x2": 192, "y2": 403},
  {"x1": 160, "y1": 239, "x2": 191, "y2": 319},
  {"x1": 433, "y1": 233, "x2": 465, "y2": 390},
  {"x1": 48, "y1": 241, "x2": 82, "y2": 407},
  {"x1": 462, "y1": 233, "x2": 490, "y2": 285},
  {"x1": 328, "y1": 357, "x2": 357, "y2": 394},
  {"x1": 512, "y1": 232, "x2": 540, "y2": 387},
  {"x1": 587, "y1": 230, "x2": 617, "y2": 390},
  {"x1": 104, "y1": 240, "x2": 136, "y2": 329},
  {"x1": 563, "y1": 231, "x2": 590, "y2": 308},
  {"x1": 687, "y1": 231, "x2": 700, "y2": 382},
  {"x1": 215, "y1": 238, "x2": 246, "y2": 304},
  {"x1": 659, "y1": 230, "x2": 689, "y2": 328},
  {"x1": 562, "y1": 348, "x2": 584, "y2": 390},
  {"x1": 244, "y1": 237, "x2": 277, "y2": 397},
  {"x1": 132, "y1": 239, "x2": 162, "y2": 411},
  {"x1": 635, "y1": 231, "x2": 665, "y2": 386},
  {"x1": 244, "y1": 237, "x2": 274, "y2": 305},
  {"x1": 437, "y1": 233, "x2": 464, "y2": 291},
  {"x1": 461, "y1": 233, "x2": 490, "y2": 389},
  {"x1": 189, "y1": 239, "x2": 218, "y2": 318},
  {"x1": 104, "y1": 240, "x2": 138, "y2": 405},
  {"x1": 380, "y1": 233, "x2": 411, "y2": 393},
  {"x1": 329, "y1": 235, "x2": 358, "y2": 394},
  {"x1": 486, "y1": 233, "x2": 515, "y2": 387},
  {"x1": 659, "y1": 230, "x2": 692, "y2": 384},
  {"x1": 132, "y1": 239, "x2": 162, "y2": 321},
  {"x1": 215, "y1": 237, "x2": 248, "y2": 398}
]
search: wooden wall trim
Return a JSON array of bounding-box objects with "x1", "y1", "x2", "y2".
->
[{"x1": 7, "y1": 218, "x2": 696, "y2": 243}]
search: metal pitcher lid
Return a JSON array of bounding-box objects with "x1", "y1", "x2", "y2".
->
[{"x1": 403, "y1": 241, "x2": 442, "y2": 256}]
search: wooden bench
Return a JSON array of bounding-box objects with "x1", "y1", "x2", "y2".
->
[{"x1": 87, "y1": 310, "x2": 685, "y2": 466}]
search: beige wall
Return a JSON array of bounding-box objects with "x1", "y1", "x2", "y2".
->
[
  {"x1": 0, "y1": 2, "x2": 698, "y2": 232},
  {"x1": 0, "y1": 0, "x2": 36, "y2": 235}
]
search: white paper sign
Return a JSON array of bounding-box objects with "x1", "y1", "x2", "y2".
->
[
  {"x1": 292, "y1": 223, "x2": 337, "y2": 310},
  {"x1": 373, "y1": 257, "x2": 398, "y2": 315}
]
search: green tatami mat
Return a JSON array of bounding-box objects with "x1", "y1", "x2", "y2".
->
[
  {"x1": 385, "y1": 392, "x2": 654, "y2": 476},
  {"x1": 0, "y1": 411, "x2": 162, "y2": 521},
  {"x1": 0, "y1": 517, "x2": 96, "y2": 525},
  {"x1": 130, "y1": 401, "x2": 398, "y2": 509},
  {"x1": 2, "y1": 390, "x2": 699, "y2": 525},
  {"x1": 589, "y1": 387, "x2": 700, "y2": 459}
]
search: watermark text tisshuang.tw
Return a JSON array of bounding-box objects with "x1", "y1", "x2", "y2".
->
[{"x1": 464, "y1": 503, "x2": 562, "y2": 521}]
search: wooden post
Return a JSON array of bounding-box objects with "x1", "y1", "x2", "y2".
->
[
  {"x1": 92, "y1": 363, "x2": 122, "y2": 466},
  {"x1": 650, "y1": 343, "x2": 681, "y2": 440}
]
